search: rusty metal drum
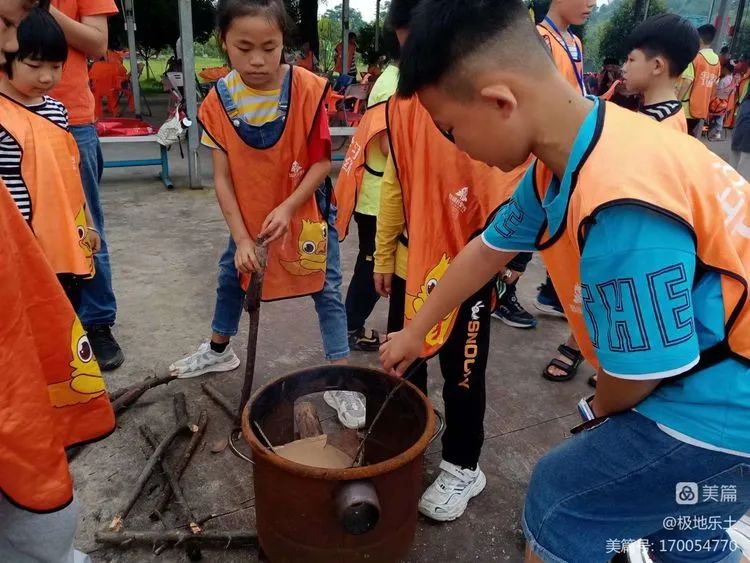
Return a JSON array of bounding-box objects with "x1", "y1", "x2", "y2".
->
[{"x1": 242, "y1": 365, "x2": 435, "y2": 562}]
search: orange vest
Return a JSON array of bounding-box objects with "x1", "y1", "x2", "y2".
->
[
  {"x1": 199, "y1": 68, "x2": 330, "y2": 301},
  {"x1": 334, "y1": 101, "x2": 387, "y2": 240},
  {"x1": 538, "y1": 102, "x2": 750, "y2": 370},
  {"x1": 687, "y1": 52, "x2": 721, "y2": 119},
  {"x1": 0, "y1": 95, "x2": 95, "y2": 278},
  {"x1": 660, "y1": 109, "x2": 688, "y2": 134},
  {"x1": 537, "y1": 21, "x2": 585, "y2": 95},
  {"x1": 0, "y1": 185, "x2": 114, "y2": 513},
  {"x1": 388, "y1": 96, "x2": 528, "y2": 356}
]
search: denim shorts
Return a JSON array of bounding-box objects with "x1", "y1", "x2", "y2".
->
[{"x1": 523, "y1": 411, "x2": 750, "y2": 563}]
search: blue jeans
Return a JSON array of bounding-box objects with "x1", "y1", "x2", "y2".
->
[
  {"x1": 71, "y1": 124, "x2": 117, "y2": 326},
  {"x1": 211, "y1": 188, "x2": 350, "y2": 361},
  {"x1": 523, "y1": 411, "x2": 750, "y2": 563}
]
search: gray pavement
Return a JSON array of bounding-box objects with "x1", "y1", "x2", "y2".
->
[{"x1": 72, "y1": 117, "x2": 735, "y2": 562}]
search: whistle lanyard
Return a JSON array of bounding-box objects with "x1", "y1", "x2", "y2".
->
[{"x1": 542, "y1": 16, "x2": 586, "y2": 95}]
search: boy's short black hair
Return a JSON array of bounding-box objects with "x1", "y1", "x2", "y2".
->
[
  {"x1": 398, "y1": 0, "x2": 549, "y2": 98},
  {"x1": 721, "y1": 45, "x2": 730, "y2": 54},
  {"x1": 724, "y1": 61, "x2": 735, "y2": 73},
  {"x1": 4, "y1": 6, "x2": 68, "y2": 78},
  {"x1": 626, "y1": 14, "x2": 700, "y2": 77},
  {"x1": 697, "y1": 24, "x2": 717, "y2": 45},
  {"x1": 603, "y1": 57, "x2": 619, "y2": 66},
  {"x1": 387, "y1": 0, "x2": 421, "y2": 31}
]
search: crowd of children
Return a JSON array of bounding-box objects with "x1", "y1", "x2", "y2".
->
[{"x1": 2, "y1": 0, "x2": 750, "y2": 560}]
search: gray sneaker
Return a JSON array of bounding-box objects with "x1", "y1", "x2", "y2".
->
[
  {"x1": 169, "y1": 341, "x2": 241, "y2": 379},
  {"x1": 323, "y1": 390, "x2": 366, "y2": 429}
]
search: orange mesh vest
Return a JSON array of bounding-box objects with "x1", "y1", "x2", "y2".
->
[
  {"x1": 687, "y1": 53, "x2": 721, "y2": 120},
  {"x1": 662, "y1": 109, "x2": 688, "y2": 134},
  {"x1": 537, "y1": 103, "x2": 750, "y2": 369},
  {"x1": 334, "y1": 101, "x2": 387, "y2": 240},
  {"x1": 388, "y1": 96, "x2": 528, "y2": 356},
  {"x1": 199, "y1": 68, "x2": 330, "y2": 300},
  {"x1": 0, "y1": 185, "x2": 114, "y2": 513},
  {"x1": 0, "y1": 95, "x2": 94, "y2": 278},
  {"x1": 537, "y1": 22, "x2": 585, "y2": 95}
]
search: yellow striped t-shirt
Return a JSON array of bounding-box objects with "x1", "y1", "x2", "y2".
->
[{"x1": 201, "y1": 69, "x2": 283, "y2": 148}]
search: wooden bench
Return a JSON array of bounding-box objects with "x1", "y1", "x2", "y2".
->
[{"x1": 99, "y1": 135, "x2": 174, "y2": 190}]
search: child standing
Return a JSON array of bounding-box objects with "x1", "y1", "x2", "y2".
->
[
  {"x1": 170, "y1": 0, "x2": 357, "y2": 425},
  {"x1": 535, "y1": 0, "x2": 594, "y2": 383},
  {"x1": 622, "y1": 14, "x2": 699, "y2": 134},
  {"x1": 383, "y1": 1, "x2": 750, "y2": 561},
  {"x1": 0, "y1": 6, "x2": 100, "y2": 309},
  {"x1": 679, "y1": 24, "x2": 721, "y2": 137},
  {"x1": 708, "y1": 62, "x2": 736, "y2": 140}
]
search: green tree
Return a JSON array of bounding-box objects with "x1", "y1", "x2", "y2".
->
[
  {"x1": 108, "y1": 0, "x2": 216, "y2": 77},
  {"x1": 597, "y1": 0, "x2": 667, "y2": 63},
  {"x1": 318, "y1": 17, "x2": 339, "y2": 72},
  {"x1": 322, "y1": 4, "x2": 367, "y2": 32}
]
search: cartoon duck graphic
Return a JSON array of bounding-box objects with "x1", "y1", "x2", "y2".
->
[
  {"x1": 48, "y1": 317, "x2": 107, "y2": 408},
  {"x1": 74, "y1": 206, "x2": 95, "y2": 277},
  {"x1": 280, "y1": 219, "x2": 328, "y2": 276},
  {"x1": 405, "y1": 254, "x2": 458, "y2": 346}
]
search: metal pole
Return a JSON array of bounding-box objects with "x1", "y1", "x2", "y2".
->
[
  {"x1": 732, "y1": 0, "x2": 747, "y2": 54},
  {"x1": 178, "y1": 0, "x2": 202, "y2": 189},
  {"x1": 123, "y1": 0, "x2": 141, "y2": 116},
  {"x1": 342, "y1": 0, "x2": 350, "y2": 77},
  {"x1": 714, "y1": 0, "x2": 730, "y2": 49},
  {"x1": 642, "y1": 0, "x2": 650, "y2": 20},
  {"x1": 375, "y1": 0, "x2": 380, "y2": 51}
]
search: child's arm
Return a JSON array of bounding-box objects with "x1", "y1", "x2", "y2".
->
[
  {"x1": 212, "y1": 149, "x2": 261, "y2": 274},
  {"x1": 260, "y1": 158, "x2": 331, "y2": 243},
  {"x1": 374, "y1": 154, "x2": 403, "y2": 297},
  {"x1": 49, "y1": 8, "x2": 109, "y2": 59},
  {"x1": 380, "y1": 237, "x2": 517, "y2": 373},
  {"x1": 84, "y1": 206, "x2": 100, "y2": 253}
]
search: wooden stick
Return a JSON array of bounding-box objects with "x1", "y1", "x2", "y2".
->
[
  {"x1": 95, "y1": 529, "x2": 257, "y2": 547},
  {"x1": 201, "y1": 383, "x2": 236, "y2": 420},
  {"x1": 108, "y1": 393, "x2": 191, "y2": 531},
  {"x1": 294, "y1": 401, "x2": 323, "y2": 439},
  {"x1": 151, "y1": 410, "x2": 208, "y2": 519},
  {"x1": 111, "y1": 374, "x2": 178, "y2": 414},
  {"x1": 140, "y1": 426, "x2": 202, "y2": 535},
  {"x1": 237, "y1": 239, "x2": 268, "y2": 422}
]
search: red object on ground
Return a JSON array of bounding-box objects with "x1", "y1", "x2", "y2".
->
[{"x1": 96, "y1": 118, "x2": 155, "y2": 137}]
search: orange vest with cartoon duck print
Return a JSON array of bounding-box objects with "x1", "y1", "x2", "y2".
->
[
  {"x1": 388, "y1": 96, "x2": 528, "y2": 357},
  {"x1": 334, "y1": 101, "x2": 387, "y2": 240},
  {"x1": 537, "y1": 103, "x2": 750, "y2": 371},
  {"x1": 199, "y1": 67, "x2": 330, "y2": 300},
  {"x1": 537, "y1": 20, "x2": 585, "y2": 95},
  {"x1": 0, "y1": 95, "x2": 95, "y2": 278},
  {"x1": 686, "y1": 52, "x2": 721, "y2": 120},
  {"x1": 0, "y1": 185, "x2": 114, "y2": 513}
]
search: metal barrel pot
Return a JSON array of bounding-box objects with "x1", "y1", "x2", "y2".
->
[{"x1": 242, "y1": 365, "x2": 435, "y2": 562}]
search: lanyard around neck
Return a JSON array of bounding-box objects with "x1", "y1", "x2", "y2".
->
[{"x1": 543, "y1": 16, "x2": 585, "y2": 95}]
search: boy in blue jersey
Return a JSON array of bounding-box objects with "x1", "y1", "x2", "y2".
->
[{"x1": 380, "y1": 1, "x2": 750, "y2": 562}]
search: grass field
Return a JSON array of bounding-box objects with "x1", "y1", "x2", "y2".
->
[{"x1": 125, "y1": 56, "x2": 226, "y2": 93}]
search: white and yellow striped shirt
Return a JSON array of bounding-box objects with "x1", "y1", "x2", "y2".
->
[{"x1": 201, "y1": 69, "x2": 283, "y2": 148}]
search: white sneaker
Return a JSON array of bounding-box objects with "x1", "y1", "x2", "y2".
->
[
  {"x1": 169, "y1": 341, "x2": 241, "y2": 379},
  {"x1": 728, "y1": 514, "x2": 750, "y2": 559},
  {"x1": 323, "y1": 390, "x2": 366, "y2": 429},
  {"x1": 418, "y1": 460, "x2": 486, "y2": 522}
]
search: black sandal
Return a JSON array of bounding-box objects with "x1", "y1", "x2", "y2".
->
[
  {"x1": 587, "y1": 374, "x2": 597, "y2": 388},
  {"x1": 542, "y1": 344, "x2": 583, "y2": 382},
  {"x1": 348, "y1": 327, "x2": 382, "y2": 352}
]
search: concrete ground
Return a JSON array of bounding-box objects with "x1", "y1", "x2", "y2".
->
[{"x1": 72, "y1": 104, "x2": 736, "y2": 562}]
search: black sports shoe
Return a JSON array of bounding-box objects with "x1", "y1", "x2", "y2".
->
[
  {"x1": 492, "y1": 281, "x2": 537, "y2": 329},
  {"x1": 85, "y1": 324, "x2": 124, "y2": 371}
]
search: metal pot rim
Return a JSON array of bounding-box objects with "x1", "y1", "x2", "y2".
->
[{"x1": 241, "y1": 365, "x2": 436, "y2": 480}]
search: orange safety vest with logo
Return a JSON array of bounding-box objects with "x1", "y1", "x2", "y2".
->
[
  {"x1": 0, "y1": 185, "x2": 114, "y2": 513},
  {"x1": 0, "y1": 95, "x2": 95, "y2": 278},
  {"x1": 334, "y1": 101, "x2": 387, "y2": 240},
  {"x1": 199, "y1": 67, "x2": 330, "y2": 301},
  {"x1": 685, "y1": 53, "x2": 721, "y2": 120},
  {"x1": 537, "y1": 22, "x2": 585, "y2": 95},
  {"x1": 388, "y1": 96, "x2": 528, "y2": 356},
  {"x1": 536, "y1": 102, "x2": 750, "y2": 371}
]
